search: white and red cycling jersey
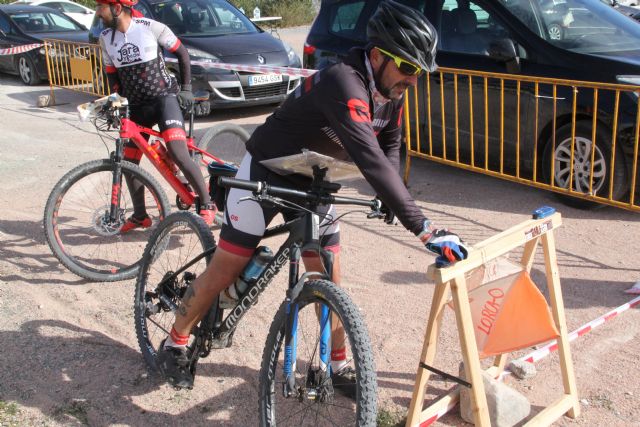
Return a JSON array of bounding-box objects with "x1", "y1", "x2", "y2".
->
[{"x1": 99, "y1": 17, "x2": 181, "y2": 105}]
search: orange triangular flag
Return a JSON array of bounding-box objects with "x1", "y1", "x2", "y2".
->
[{"x1": 480, "y1": 271, "x2": 559, "y2": 358}]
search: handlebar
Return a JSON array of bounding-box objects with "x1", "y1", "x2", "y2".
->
[{"x1": 218, "y1": 177, "x2": 380, "y2": 210}]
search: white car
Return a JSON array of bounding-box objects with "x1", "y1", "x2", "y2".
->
[{"x1": 11, "y1": 0, "x2": 94, "y2": 28}]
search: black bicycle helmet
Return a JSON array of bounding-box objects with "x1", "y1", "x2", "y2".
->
[{"x1": 367, "y1": 0, "x2": 438, "y2": 72}]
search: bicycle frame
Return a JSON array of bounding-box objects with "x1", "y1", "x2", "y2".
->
[
  {"x1": 108, "y1": 104, "x2": 230, "y2": 219},
  {"x1": 151, "y1": 168, "x2": 379, "y2": 398}
]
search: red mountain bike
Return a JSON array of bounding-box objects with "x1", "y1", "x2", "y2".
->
[{"x1": 43, "y1": 94, "x2": 245, "y2": 282}]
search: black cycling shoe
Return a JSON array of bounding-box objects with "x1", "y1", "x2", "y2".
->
[
  {"x1": 331, "y1": 366, "x2": 357, "y2": 399},
  {"x1": 157, "y1": 341, "x2": 194, "y2": 390}
]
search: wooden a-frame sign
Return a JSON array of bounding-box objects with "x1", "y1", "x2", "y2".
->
[{"x1": 406, "y1": 212, "x2": 580, "y2": 426}]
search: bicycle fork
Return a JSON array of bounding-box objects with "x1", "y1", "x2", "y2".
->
[
  {"x1": 108, "y1": 138, "x2": 126, "y2": 224},
  {"x1": 282, "y1": 244, "x2": 334, "y2": 401}
]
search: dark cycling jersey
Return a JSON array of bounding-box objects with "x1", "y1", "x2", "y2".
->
[
  {"x1": 99, "y1": 17, "x2": 183, "y2": 105},
  {"x1": 246, "y1": 48, "x2": 427, "y2": 236}
]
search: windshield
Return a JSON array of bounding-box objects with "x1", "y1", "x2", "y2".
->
[
  {"x1": 499, "y1": 0, "x2": 640, "y2": 53},
  {"x1": 150, "y1": 0, "x2": 258, "y2": 36},
  {"x1": 10, "y1": 10, "x2": 84, "y2": 32}
]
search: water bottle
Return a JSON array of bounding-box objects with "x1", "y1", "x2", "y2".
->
[
  {"x1": 253, "y1": 6, "x2": 261, "y2": 19},
  {"x1": 235, "y1": 246, "x2": 273, "y2": 296},
  {"x1": 239, "y1": 7, "x2": 244, "y2": 14}
]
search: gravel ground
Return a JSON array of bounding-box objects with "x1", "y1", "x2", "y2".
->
[{"x1": 0, "y1": 27, "x2": 639, "y2": 427}]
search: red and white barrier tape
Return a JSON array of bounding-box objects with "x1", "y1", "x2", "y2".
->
[
  {"x1": 0, "y1": 43, "x2": 42, "y2": 56},
  {"x1": 1, "y1": 44, "x2": 317, "y2": 78},
  {"x1": 418, "y1": 294, "x2": 640, "y2": 426},
  {"x1": 166, "y1": 57, "x2": 317, "y2": 77}
]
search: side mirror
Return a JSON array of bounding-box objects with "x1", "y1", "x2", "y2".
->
[{"x1": 488, "y1": 38, "x2": 520, "y2": 73}]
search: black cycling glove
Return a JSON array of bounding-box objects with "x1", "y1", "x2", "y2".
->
[{"x1": 177, "y1": 84, "x2": 194, "y2": 111}]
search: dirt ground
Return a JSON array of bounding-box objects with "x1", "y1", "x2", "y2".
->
[{"x1": 1, "y1": 27, "x2": 639, "y2": 427}]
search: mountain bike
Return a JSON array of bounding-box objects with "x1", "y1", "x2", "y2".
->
[
  {"x1": 134, "y1": 166, "x2": 381, "y2": 426},
  {"x1": 43, "y1": 94, "x2": 243, "y2": 282}
]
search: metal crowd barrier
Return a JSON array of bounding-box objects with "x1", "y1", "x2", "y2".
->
[
  {"x1": 43, "y1": 39, "x2": 109, "y2": 105},
  {"x1": 403, "y1": 67, "x2": 640, "y2": 212}
]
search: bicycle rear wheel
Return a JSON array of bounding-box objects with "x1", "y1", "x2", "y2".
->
[
  {"x1": 259, "y1": 280, "x2": 377, "y2": 426},
  {"x1": 43, "y1": 159, "x2": 170, "y2": 282},
  {"x1": 134, "y1": 211, "x2": 216, "y2": 371}
]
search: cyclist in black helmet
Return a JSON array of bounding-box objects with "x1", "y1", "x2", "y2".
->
[{"x1": 156, "y1": 0, "x2": 469, "y2": 391}]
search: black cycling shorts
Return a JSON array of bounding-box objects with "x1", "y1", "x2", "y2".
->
[{"x1": 219, "y1": 153, "x2": 340, "y2": 257}]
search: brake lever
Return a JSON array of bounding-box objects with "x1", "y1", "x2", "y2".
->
[
  {"x1": 367, "y1": 198, "x2": 384, "y2": 219},
  {"x1": 367, "y1": 211, "x2": 385, "y2": 219}
]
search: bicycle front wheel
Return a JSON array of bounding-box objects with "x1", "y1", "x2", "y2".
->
[
  {"x1": 134, "y1": 211, "x2": 216, "y2": 371},
  {"x1": 259, "y1": 280, "x2": 377, "y2": 426},
  {"x1": 43, "y1": 159, "x2": 170, "y2": 282}
]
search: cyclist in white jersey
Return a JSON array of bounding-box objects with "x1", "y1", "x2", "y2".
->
[{"x1": 96, "y1": 0, "x2": 216, "y2": 229}]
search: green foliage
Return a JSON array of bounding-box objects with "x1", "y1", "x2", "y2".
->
[
  {"x1": 376, "y1": 407, "x2": 407, "y2": 427},
  {"x1": 0, "y1": 400, "x2": 21, "y2": 427},
  {"x1": 230, "y1": 0, "x2": 315, "y2": 27}
]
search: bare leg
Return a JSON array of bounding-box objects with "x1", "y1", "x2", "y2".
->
[{"x1": 173, "y1": 247, "x2": 250, "y2": 336}]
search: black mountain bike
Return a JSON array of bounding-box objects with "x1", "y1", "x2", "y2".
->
[{"x1": 134, "y1": 166, "x2": 382, "y2": 426}]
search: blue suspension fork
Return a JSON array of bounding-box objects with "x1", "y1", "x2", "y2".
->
[
  {"x1": 319, "y1": 305, "x2": 331, "y2": 374},
  {"x1": 283, "y1": 244, "x2": 301, "y2": 396}
]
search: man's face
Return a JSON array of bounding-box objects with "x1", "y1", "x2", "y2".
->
[
  {"x1": 373, "y1": 48, "x2": 422, "y2": 100},
  {"x1": 96, "y1": 2, "x2": 117, "y2": 27}
]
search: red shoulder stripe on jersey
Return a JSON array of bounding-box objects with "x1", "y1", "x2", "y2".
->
[
  {"x1": 105, "y1": 65, "x2": 117, "y2": 73},
  {"x1": 168, "y1": 39, "x2": 181, "y2": 53},
  {"x1": 347, "y1": 98, "x2": 371, "y2": 123}
]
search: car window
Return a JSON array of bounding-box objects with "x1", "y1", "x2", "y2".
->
[
  {"x1": 0, "y1": 14, "x2": 11, "y2": 34},
  {"x1": 61, "y1": 2, "x2": 88, "y2": 13},
  {"x1": 329, "y1": 1, "x2": 365, "y2": 39},
  {"x1": 134, "y1": 2, "x2": 151, "y2": 17},
  {"x1": 500, "y1": 0, "x2": 640, "y2": 53},
  {"x1": 151, "y1": 0, "x2": 257, "y2": 36},
  {"x1": 439, "y1": 0, "x2": 512, "y2": 55},
  {"x1": 41, "y1": 2, "x2": 64, "y2": 12},
  {"x1": 48, "y1": 11, "x2": 79, "y2": 30},
  {"x1": 10, "y1": 11, "x2": 83, "y2": 32},
  {"x1": 9, "y1": 12, "x2": 49, "y2": 32},
  {"x1": 327, "y1": 0, "x2": 427, "y2": 42}
]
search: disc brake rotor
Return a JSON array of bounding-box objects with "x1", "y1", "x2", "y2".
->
[{"x1": 91, "y1": 205, "x2": 125, "y2": 236}]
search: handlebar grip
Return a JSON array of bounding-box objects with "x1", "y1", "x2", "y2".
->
[{"x1": 217, "y1": 177, "x2": 262, "y2": 192}]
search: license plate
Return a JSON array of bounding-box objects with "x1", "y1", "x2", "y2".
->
[{"x1": 248, "y1": 74, "x2": 282, "y2": 86}]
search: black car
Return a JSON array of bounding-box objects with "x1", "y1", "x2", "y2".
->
[
  {"x1": 304, "y1": 0, "x2": 640, "y2": 207},
  {"x1": 89, "y1": 0, "x2": 301, "y2": 114},
  {"x1": 0, "y1": 4, "x2": 88, "y2": 85}
]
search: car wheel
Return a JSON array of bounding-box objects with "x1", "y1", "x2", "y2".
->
[
  {"x1": 542, "y1": 120, "x2": 629, "y2": 209},
  {"x1": 547, "y1": 24, "x2": 563, "y2": 41},
  {"x1": 17, "y1": 54, "x2": 41, "y2": 86}
]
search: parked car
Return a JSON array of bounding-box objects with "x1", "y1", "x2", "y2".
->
[
  {"x1": 304, "y1": 0, "x2": 640, "y2": 207},
  {"x1": 88, "y1": 0, "x2": 302, "y2": 114},
  {"x1": 599, "y1": 0, "x2": 640, "y2": 19},
  {"x1": 11, "y1": 0, "x2": 95, "y2": 29},
  {"x1": 0, "y1": 4, "x2": 88, "y2": 85}
]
